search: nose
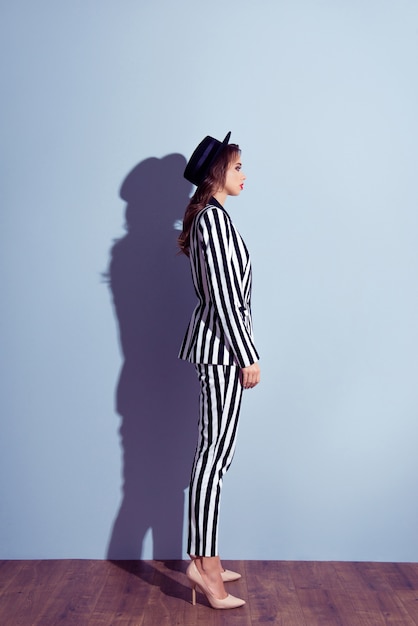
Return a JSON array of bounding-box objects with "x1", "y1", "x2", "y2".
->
[{"x1": 242, "y1": 172, "x2": 246, "y2": 180}]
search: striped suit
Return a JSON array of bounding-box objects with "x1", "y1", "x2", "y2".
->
[{"x1": 179, "y1": 198, "x2": 259, "y2": 556}]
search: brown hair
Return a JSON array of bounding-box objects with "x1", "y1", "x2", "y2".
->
[{"x1": 178, "y1": 144, "x2": 241, "y2": 256}]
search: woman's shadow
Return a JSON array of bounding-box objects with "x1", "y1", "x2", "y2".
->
[{"x1": 106, "y1": 153, "x2": 198, "y2": 560}]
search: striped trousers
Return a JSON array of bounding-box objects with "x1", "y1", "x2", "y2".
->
[{"x1": 188, "y1": 364, "x2": 243, "y2": 557}]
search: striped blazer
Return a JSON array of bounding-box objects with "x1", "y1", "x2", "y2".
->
[{"x1": 179, "y1": 198, "x2": 259, "y2": 368}]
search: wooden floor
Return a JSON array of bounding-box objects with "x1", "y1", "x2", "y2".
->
[{"x1": 1, "y1": 560, "x2": 418, "y2": 625}]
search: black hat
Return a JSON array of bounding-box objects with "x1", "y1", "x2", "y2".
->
[{"x1": 184, "y1": 131, "x2": 231, "y2": 186}]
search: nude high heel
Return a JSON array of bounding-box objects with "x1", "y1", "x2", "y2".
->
[
  {"x1": 221, "y1": 568, "x2": 241, "y2": 582},
  {"x1": 186, "y1": 560, "x2": 245, "y2": 609}
]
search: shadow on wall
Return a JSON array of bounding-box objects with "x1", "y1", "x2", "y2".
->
[{"x1": 106, "y1": 154, "x2": 198, "y2": 559}]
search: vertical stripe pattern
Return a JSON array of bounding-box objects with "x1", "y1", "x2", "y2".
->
[
  {"x1": 179, "y1": 202, "x2": 259, "y2": 368},
  {"x1": 188, "y1": 364, "x2": 243, "y2": 557}
]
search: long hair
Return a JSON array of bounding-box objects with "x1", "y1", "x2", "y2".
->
[{"x1": 178, "y1": 144, "x2": 240, "y2": 256}]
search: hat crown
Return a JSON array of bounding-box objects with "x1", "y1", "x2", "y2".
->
[{"x1": 184, "y1": 132, "x2": 231, "y2": 186}]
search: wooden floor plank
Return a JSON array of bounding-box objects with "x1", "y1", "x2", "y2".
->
[
  {"x1": 0, "y1": 560, "x2": 24, "y2": 591},
  {"x1": 394, "y1": 589, "x2": 418, "y2": 624},
  {"x1": 289, "y1": 561, "x2": 354, "y2": 626},
  {"x1": 245, "y1": 560, "x2": 307, "y2": 625},
  {"x1": 91, "y1": 560, "x2": 153, "y2": 625},
  {"x1": 145, "y1": 560, "x2": 197, "y2": 626},
  {"x1": 355, "y1": 562, "x2": 395, "y2": 592},
  {"x1": 372, "y1": 562, "x2": 414, "y2": 590},
  {"x1": 332, "y1": 562, "x2": 388, "y2": 625},
  {"x1": 0, "y1": 560, "x2": 71, "y2": 626},
  {"x1": 34, "y1": 560, "x2": 111, "y2": 626},
  {"x1": 1, "y1": 559, "x2": 418, "y2": 625},
  {"x1": 394, "y1": 563, "x2": 418, "y2": 589},
  {"x1": 375, "y1": 590, "x2": 418, "y2": 625}
]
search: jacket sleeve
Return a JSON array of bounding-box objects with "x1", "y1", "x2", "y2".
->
[{"x1": 199, "y1": 207, "x2": 259, "y2": 368}]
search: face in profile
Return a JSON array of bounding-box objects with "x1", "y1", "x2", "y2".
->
[{"x1": 222, "y1": 155, "x2": 246, "y2": 197}]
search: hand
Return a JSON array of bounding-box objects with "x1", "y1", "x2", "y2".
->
[{"x1": 241, "y1": 362, "x2": 260, "y2": 389}]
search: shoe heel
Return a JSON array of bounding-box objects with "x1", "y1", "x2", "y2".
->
[{"x1": 191, "y1": 584, "x2": 196, "y2": 606}]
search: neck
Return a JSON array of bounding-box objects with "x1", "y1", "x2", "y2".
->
[{"x1": 213, "y1": 190, "x2": 227, "y2": 206}]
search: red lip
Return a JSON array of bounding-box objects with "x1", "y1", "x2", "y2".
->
[{"x1": 240, "y1": 184, "x2": 244, "y2": 190}]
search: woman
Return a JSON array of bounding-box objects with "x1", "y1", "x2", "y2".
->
[{"x1": 178, "y1": 132, "x2": 260, "y2": 609}]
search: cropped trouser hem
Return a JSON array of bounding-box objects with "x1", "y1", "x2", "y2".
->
[{"x1": 187, "y1": 364, "x2": 243, "y2": 557}]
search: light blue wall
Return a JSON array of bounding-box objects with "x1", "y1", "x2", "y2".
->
[{"x1": 1, "y1": 0, "x2": 418, "y2": 561}]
